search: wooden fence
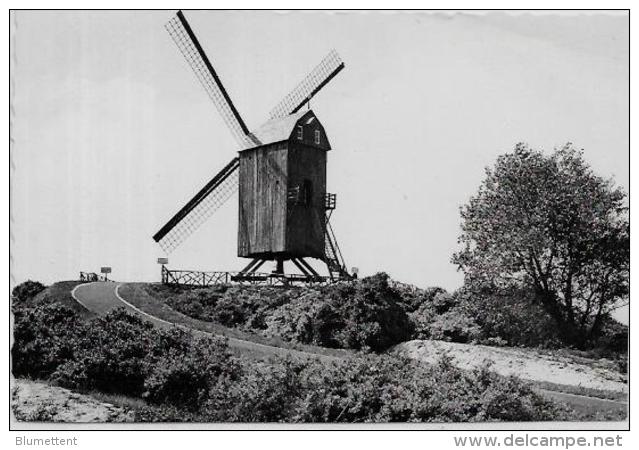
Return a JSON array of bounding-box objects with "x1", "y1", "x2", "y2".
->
[{"x1": 160, "y1": 265, "x2": 331, "y2": 287}]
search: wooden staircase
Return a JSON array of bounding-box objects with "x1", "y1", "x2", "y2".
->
[{"x1": 324, "y1": 216, "x2": 351, "y2": 281}]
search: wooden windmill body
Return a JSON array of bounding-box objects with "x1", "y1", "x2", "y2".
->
[{"x1": 153, "y1": 11, "x2": 350, "y2": 281}]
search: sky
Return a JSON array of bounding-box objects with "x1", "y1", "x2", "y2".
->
[{"x1": 11, "y1": 11, "x2": 629, "y2": 319}]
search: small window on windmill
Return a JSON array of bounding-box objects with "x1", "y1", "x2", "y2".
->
[
  {"x1": 287, "y1": 186, "x2": 300, "y2": 203},
  {"x1": 302, "y1": 179, "x2": 313, "y2": 206},
  {"x1": 296, "y1": 125, "x2": 304, "y2": 141},
  {"x1": 314, "y1": 129, "x2": 321, "y2": 145}
]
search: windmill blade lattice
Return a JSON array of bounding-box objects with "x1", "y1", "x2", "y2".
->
[
  {"x1": 154, "y1": 158, "x2": 239, "y2": 253},
  {"x1": 165, "y1": 12, "x2": 259, "y2": 148},
  {"x1": 269, "y1": 49, "x2": 345, "y2": 119}
]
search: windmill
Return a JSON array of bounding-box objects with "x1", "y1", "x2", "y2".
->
[{"x1": 153, "y1": 11, "x2": 352, "y2": 282}]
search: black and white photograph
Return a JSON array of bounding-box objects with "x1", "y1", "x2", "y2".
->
[{"x1": 8, "y1": 7, "x2": 630, "y2": 436}]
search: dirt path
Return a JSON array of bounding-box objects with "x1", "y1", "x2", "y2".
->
[
  {"x1": 12, "y1": 379, "x2": 132, "y2": 423},
  {"x1": 71, "y1": 282, "x2": 340, "y2": 363},
  {"x1": 393, "y1": 340, "x2": 627, "y2": 393}
]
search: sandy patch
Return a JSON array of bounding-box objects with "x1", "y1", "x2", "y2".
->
[
  {"x1": 11, "y1": 379, "x2": 133, "y2": 423},
  {"x1": 393, "y1": 340, "x2": 627, "y2": 393}
]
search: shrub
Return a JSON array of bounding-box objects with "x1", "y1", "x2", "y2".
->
[
  {"x1": 12, "y1": 304, "x2": 81, "y2": 379},
  {"x1": 594, "y1": 317, "x2": 628, "y2": 356},
  {"x1": 294, "y1": 355, "x2": 412, "y2": 422},
  {"x1": 144, "y1": 336, "x2": 241, "y2": 411},
  {"x1": 455, "y1": 285, "x2": 565, "y2": 348},
  {"x1": 147, "y1": 327, "x2": 194, "y2": 359},
  {"x1": 11, "y1": 280, "x2": 46, "y2": 308},
  {"x1": 290, "y1": 354, "x2": 562, "y2": 423},
  {"x1": 166, "y1": 290, "x2": 221, "y2": 322},
  {"x1": 52, "y1": 309, "x2": 156, "y2": 396},
  {"x1": 210, "y1": 294, "x2": 249, "y2": 326},
  {"x1": 217, "y1": 359, "x2": 304, "y2": 422},
  {"x1": 425, "y1": 310, "x2": 482, "y2": 343},
  {"x1": 411, "y1": 290, "x2": 481, "y2": 343},
  {"x1": 155, "y1": 273, "x2": 413, "y2": 352},
  {"x1": 279, "y1": 273, "x2": 415, "y2": 351},
  {"x1": 330, "y1": 273, "x2": 414, "y2": 351},
  {"x1": 399, "y1": 286, "x2": 448, "y2": 313},
  {"x1": 410, "y1": 285, "x2": 566, "y2": 348},
  {"x1": 132, "y1": 404, "x2": 203, "y2": 422}
]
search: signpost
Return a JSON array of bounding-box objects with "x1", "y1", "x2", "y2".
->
[{"x1": 101, "y1": 266, "x2": 111, "y2": 281}]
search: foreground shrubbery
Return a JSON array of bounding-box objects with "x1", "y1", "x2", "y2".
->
[
  {"x1": 12, "y1": 303, "x2": 82, "y2": 379},
  {"x1": 12, "y1": 287, "x2": 566, "y2": 422}
]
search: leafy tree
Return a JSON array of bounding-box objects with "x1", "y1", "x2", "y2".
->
[{"x1": 453, "y1": 144, "x2": 628, "y2": 346}]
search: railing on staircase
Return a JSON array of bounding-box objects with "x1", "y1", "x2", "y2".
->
[{"x1": 324, "y1": 214, "x2": 351, "y2": 281}]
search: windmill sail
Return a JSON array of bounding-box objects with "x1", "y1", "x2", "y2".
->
[
  {"x1": 268, "y1": 49, "x2": 345, "y2": 119},
  {"x1": 165, "y1": 11, "x2": 260, "y2": 148},
  {"x1": 153, "y1": 157, "x2": 239, "y2": 253}
]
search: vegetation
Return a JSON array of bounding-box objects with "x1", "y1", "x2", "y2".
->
[
  {"x1": 453, "y1": 144, "x2": 629, "y2": 348},
  {"x1": 410, "y1": 285, "x2": 562, "y2": 348},
  {"x1": 11, "y1": 280, "x2": 93, "y2": 318},
  {"x1": 149, "y1": 273, "x2": 413, "y2": 352},
  {"x1": 13, "y1": 303, "x2": 84, "y2": 379},
  {"x1": 140, "y1": 270, "x2": 626, "y2": 357},
  {"x1": 12, "y1": 280, "x2": 46, "y2": 306},
  {"x1": 11, "y1": 283, "x2": 572, "y2": 423}
]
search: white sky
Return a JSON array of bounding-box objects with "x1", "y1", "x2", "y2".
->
[{"x1": 11, "y1": 10, "x2": 629, "y2": 319}]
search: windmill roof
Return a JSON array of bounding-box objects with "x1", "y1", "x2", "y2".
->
[{"x1": 242, "y1": 109, "x2": 310, "y2": 151}]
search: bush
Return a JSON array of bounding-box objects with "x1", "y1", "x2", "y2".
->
[
  {"x1": 397, "y1": 286, "x2": 448, "y2": 313},
  {"x1": 410, "y1": 289, "x2": 482, "y2": 343},
  {"x1": 157, "y1": 273, "x2": 413, "y2": 352},
  {"x1": 210, "y1": 294, "x2": 250, "y2": 326},
  {"x1": 132, "y1": 404, "x2": 203, "y2": 422},
  {"x1": 12, "y1": 280, "x2": 46, "y2": 308},
  {"x1": 12, "y1": 303, "x2": 81, "y2": 379},
  {"x1": 410, "y1": 285, "x2": 565, "y2": 348},
  {"x1": 216, "y1": 359, "x2": 304, "y2": 422},
  {"x1": 144, "y1": 336, "x2": 241, "y2": 411},
  {"x1": 294, "y1": 355, "x2": 411, "y2": 422},
  {"x1": 594, "y1": 317, "x2": 628, "y2": 356},
  {"x1": 330, "y1": 273, "x2": 414, "y2": 351},
  {"x1": 52, "y1": 309, "x2": 157, "y2": 396},
  {"x1": 166, "y1": 289, "x2": 221, "y2": 322},
  {"x1": 262, "y1": 273, "x2": 414, "y2": 351},
  {"x1": 459, "y1": 285, "x2": 563, "y2": 348},
  {"x1": 290, "y1": 354, "x2": 562, "y2": 423},
  {"x1": 425, "y1": 310, "x2": 482, "y2": 343}
]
